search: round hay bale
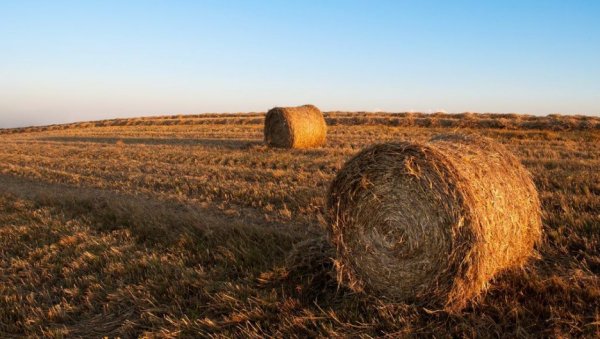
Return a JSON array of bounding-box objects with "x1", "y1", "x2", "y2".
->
[
  {"x1": 327, "y1": 133, "x2": 542, "y2": 311},
  {"x1": 264, "y1": 105, "x2": 327, "y2": 149}
]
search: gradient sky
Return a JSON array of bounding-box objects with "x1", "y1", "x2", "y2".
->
[{"x1": 1, "y1": 1, "x2": 599, "y2": 128}]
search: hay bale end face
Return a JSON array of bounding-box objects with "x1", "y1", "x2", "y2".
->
[
  {"x1": 327, "y1": 134, "x2": 542, "y2": 311},
  {"x1": 264, "y1": 105, "x2": 327, "y2": 149}
]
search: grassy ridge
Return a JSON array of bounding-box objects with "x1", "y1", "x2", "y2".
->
[
  {"x1": 0, "y1": 113, "x2": 598, "y2": 337},
  {"x1": 2, "y1": 111, "x2": 600, "y2": 135}
]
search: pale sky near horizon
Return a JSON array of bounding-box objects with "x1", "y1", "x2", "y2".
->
[{"x1": 1, "y1": 1, "x2": 599, "y2": 128}]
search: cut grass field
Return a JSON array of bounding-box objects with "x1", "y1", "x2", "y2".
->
[{"x1": 0, "y1": 112, "x2": 598, "y2": 337}]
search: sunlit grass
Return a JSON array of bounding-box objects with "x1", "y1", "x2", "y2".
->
[{"x1": 0, "y1": 112, "x2": 598, "y2": 337}]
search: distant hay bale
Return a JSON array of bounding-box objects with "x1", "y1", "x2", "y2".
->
[
  {"x1": 327, "y1": 133, "x2": 542, "y2": 312},
  {"x1": 264, "y1": 105, "x2": 327, "y2": 149}
]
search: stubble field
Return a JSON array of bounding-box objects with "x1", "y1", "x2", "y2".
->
[{"x1": 0, "y1": 112, "x2": 598, "y2": 337}]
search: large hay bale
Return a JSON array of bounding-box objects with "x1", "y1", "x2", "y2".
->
[
  {"x1": 327, "y1": 134, "x2": 542, "y2": 311},
  {"x1": 264, "y1": 105, "x2": 327, "y2": 149}
]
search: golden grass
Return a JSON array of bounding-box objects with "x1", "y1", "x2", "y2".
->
[
  {"x1": 3, "y1": 111, "x2": 598, "y2": 135},
  {"x1": 0, "y1": 112, "x2": 598, "y2": 337}
]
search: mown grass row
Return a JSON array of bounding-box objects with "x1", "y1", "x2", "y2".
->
[{"x1": 2, "y1": 111, "x2": 600, "y2": 135}]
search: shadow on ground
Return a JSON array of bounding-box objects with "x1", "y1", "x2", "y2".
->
[
  {"x1": 0, "y1": 174, "x2": 597, "y2": 337},
  {"x1": 38, "y1": 136, "x2": 263, "y2": 149}
]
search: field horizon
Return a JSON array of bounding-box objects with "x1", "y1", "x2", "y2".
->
[
  {"x1": 0, "y1": 111, "x2": 598, "y2": 337},
  {"x1": 2, "y1": 110, "x2": 600, "y2": 134},
  {"x1": 0, "y1": 110, "x2": 600, "y2": 134}
]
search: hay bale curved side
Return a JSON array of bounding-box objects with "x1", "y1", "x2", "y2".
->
[
  {"x1": 264, "y1": 105, "x2": 327, "y2": 148},
  {"x1": 327, "y1": 134, "x2": 542, "y2": 312}
]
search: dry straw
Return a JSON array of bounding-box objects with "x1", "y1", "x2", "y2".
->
[
  {"x1": 264, "y1": 105, "x2": 327, "y2": 149},
  {"x1": 327, "y1": 133, "x2": 542, "y2": 312}
]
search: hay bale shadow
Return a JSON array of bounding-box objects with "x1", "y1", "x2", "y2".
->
[{"x1": 38, "y1": 136, "x2": 261, "y2": 150}]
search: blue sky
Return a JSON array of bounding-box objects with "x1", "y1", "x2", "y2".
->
[{"x1": 1, "y1": 1, "x2": 599, "y2": 127}]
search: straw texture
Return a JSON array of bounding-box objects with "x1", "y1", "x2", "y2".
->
[
  {"x1": 327, "y1": 133, "x2": 542, "y2": 311},
  {"x1": 264, "y1": 105, "x2": 327, "y2": 149}
]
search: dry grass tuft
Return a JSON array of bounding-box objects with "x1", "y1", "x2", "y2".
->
[
  {"x1": 327, "y1": 133, "x2": 542, "y2": 311},
  {"x1": 264, "y1": 105, "x2": 327, "y2": 148}
]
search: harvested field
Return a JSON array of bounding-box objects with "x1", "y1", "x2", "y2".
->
[{"x1": 0, "y1": 112, "x2": 598, "y2": 337}]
